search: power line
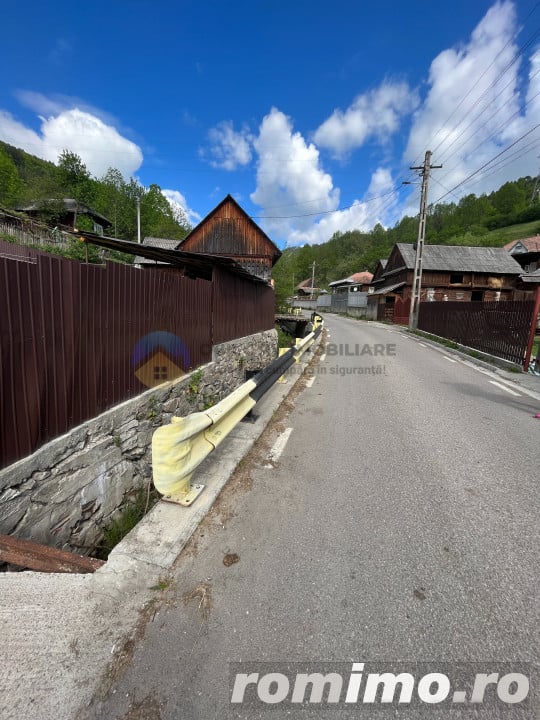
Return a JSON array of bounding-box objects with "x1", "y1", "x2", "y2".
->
[
  {"x1": 250, "y1": 186, "x2": 404, "y2": 219},
  {"x1": 432, "y1": 121, "x2": 540, "y2": 204},
  {"x1": 408, "y1": 4, "x2": 540, "y2": 168}
]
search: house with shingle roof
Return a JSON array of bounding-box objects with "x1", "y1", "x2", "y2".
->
[
  {"x1": 368, "y1": 242, "x2": 524, "y2": 321},
  {"x1": 504, "y1": 236, "x2": 540, "y2": 273}
]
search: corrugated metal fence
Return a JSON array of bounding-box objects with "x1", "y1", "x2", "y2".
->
[
  {"x1": 0, "y1": 253, "x2": 274, "y2": 468},
  {"x1": 418, "y1": 300, "x2": 535, "y2": 365}
]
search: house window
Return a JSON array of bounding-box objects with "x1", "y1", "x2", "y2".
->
[
  {"x1": 471, "y1": 290, "x2": 483, "y2": 301},
  {"x1": 450, "y1": 273, "x2": 464, "y2": 284},
  {"x1": 154, "y1": 366, "x2": 168, "y2": 380}
]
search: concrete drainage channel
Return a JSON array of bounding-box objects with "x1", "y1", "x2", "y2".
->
[{"x1": 0, "y1": 328, "x2": 324, "y2": 720}]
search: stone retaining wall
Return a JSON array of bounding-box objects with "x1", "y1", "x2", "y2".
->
[{"x1": 0, "y1": 330, "x2": 277, "y2": 554}]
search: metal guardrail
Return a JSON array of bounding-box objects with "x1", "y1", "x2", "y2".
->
[{"x1": 152, "y1": 324, "x2": 322, "y2": 506}]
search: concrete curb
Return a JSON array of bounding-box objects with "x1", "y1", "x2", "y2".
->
[{"x1": 0, "y1": 335, "x2": 322, "y2": 720}]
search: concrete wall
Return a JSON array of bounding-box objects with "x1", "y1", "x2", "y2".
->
[{"x1": 0, "y1": 330, "x2": 277, "y2": 554}]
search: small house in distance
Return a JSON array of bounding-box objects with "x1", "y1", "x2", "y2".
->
[
  {"x1": 328, "y1": 271, "x2": 373, "y2": 294},
  {"x1": 296, "y1": 278, "x2": 320, "y2": 296},
  {"x1": 178, "y1": 195, "x2": 281, "y2": 281},
  {"x1": 504, "y1": 236, "x2": 540, "y2": 273},
  {"x1": 17, "y1": 199, "x2": 112, "y2": 236}
]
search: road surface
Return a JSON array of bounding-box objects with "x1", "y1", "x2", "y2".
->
[{"x1": 88, "y1": 315, "x2": 539, "y2": 719}]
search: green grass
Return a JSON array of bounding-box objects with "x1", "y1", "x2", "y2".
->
[
  {"x1": 97, "y1": 483, "x2": 159, "y2": 559},
  {"x1": 276, "y1": 326, "x2": 294, "y2": 347},
  {"x1": 445, "y1": 220, "x2": 540, "y2": 248}
]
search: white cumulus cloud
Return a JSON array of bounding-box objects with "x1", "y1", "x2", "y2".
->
[
  {"x1": 313, "y1": 81, "x2": 418, "y2": 157},
  {"x1": 203, "y1": 120, "x2": 253, "y2": 170},
  {"x1": 404, "y1": 1, "x2": 540, "y2": 201},
  {"x1": 161, "y1": 189, "x2": 201, "y2": 227},
  {"x1": 287, "y1": 167, "x2": 400, "y2": 247},
  {"x1": 0, "y1": 104, "x2": 143, "y2": 178},
  {"x1": 250, "y1": 108, "x2": 339, "y2": 239},
  {"x1": 248, "y1": 108, "x2": 400, "y2": 246}
]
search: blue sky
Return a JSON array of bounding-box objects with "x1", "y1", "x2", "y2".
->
[{"x1": 1, "y1": 0, "x2": 539, "y2": 247}]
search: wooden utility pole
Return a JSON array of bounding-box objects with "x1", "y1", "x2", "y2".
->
[
  {"x1": 408, "y1": 150, "x2": 442, "y2": 330},
  {"x1": 310, "y1": 261, "x2": 316, "y2": 300}
]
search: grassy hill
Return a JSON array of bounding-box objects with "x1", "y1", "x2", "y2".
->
[{"x1": 420, "y1": 220, "x2": 540, "y2": 251}]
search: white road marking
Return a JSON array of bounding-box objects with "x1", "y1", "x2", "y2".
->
[
  {"x1": 489, "y1": 380, "x2": 521, "y2": 397},
  {"x1": 265, "y1": 428, "x2": 293, "y2": 467},
  {"x1": 418, "y1": 342, "x2": 427, "y2": 347},
  {"x1": 306, "y1": 376, "x2": 316, "y2": 388},
  {"x1": 443, "y1": 356, "x2": 457, "y2": 363}
]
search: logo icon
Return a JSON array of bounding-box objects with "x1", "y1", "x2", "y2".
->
[{"x1": 131, "y1": 332, "x2": 190, "y2": 388}]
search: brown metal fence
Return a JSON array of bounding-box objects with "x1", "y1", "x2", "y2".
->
[
  {"x1": 212, "y1": 266, "x2": 275, "y2": 344},
  {"x1": 418, "y1": 300, "x2": 536, "y2": 365},
  {"x1": 1, "y1": 251, "x2": 275, "y2": 468}
]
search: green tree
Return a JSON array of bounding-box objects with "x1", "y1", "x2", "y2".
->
[
  {"x1": 492, "y1": 182, "x2": 527, "y2": 216},
  {"x1": 57, "y1": 150, "x2": 95, "y2": 205},
  {"x1": 0, "y1": 149, "x2": 22, "y2": 207}
]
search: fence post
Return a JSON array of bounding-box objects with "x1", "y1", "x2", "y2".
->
[{"x1": 523, "y1": 286, "x2": 540, "y2": 372}]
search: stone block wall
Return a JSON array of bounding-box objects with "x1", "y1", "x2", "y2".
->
[{"x1": 0, "y1": 330, "x2": 277, "y2": 554}]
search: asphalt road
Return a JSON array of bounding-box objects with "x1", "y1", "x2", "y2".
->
[{"x1": 91, "y1": 316, "x2": 539, "y2": 720}]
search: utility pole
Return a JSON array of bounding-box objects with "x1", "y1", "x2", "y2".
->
[
  {"x1": 310, "y1": 261, "x2": 316, "y2": 300},
  {"x1": 136, "y1": 196, "x2": 141, "y2": 244},
  {"x1": 408, "y1": 150, "x2": 442, "y2": 330}
]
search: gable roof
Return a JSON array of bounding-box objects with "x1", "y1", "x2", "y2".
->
[
  {"x1": 520, "y1": 267, "x2": 540, "y2": 283},
  {"x1": 394, "y1": 243, "x2": 523, "y2": 275},
  {"x1": 179, "y1": 194, "x2": 281, "y2": 264},
  {"x1": 18, "y1": 199, "x2": 112, "y2": 227},
  {"x1": 328, "y1": 271, "x2": 373, "y2": 287},
  {"x1": 503, "y1": 237, "x2": 540, "y2": 254}
]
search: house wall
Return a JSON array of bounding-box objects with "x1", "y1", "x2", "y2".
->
[
  {"x1": 181, "y1": 198, "x2": 275, "y2": 263},
  {"x1": 398, "y1": 271, "x2": 516, "y2": 301},
  {"x1": 0, "y1": 329, "x2": 277, "y2": 555}
]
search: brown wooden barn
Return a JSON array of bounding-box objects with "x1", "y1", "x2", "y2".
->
[{"x1": 178, "y1": 195, "x2": 281, "y2": 281}]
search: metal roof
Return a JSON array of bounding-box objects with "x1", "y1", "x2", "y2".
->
[
  {"x1": 329, "y1": 271, "x2": 373, "y2": 287},
  {"x1": 520, "y1": 268, "x2": 540, "y2": 283},
  {"x1": 18, "y1": 199, "x2": 112, "y2": 226},
  {"x1": 395, "y1": 243, "x2": 523, "y2": 274},
  {"x1": 78, "y1": 232, "x2": 269, "y2": 283},
  {"x1": 370, "y1": 281, "x2": 406, "y2": 296},
  {"x1": 134, "y1": 237, "x2": 181, "y2": 264}
]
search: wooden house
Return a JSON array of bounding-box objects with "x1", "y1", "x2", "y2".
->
[
  {"x1": 368, "y1": 243, "x2": 523, "y2": 321},
  {"x1": 18, "y1": 199, "x2": 112, "y2": 235},
  {"x1": 504, "y1": 237, "x2": 540, "y2": 273},
  {"x1": 178, "y1": 195, "x2": 281, "y2": 281}
]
